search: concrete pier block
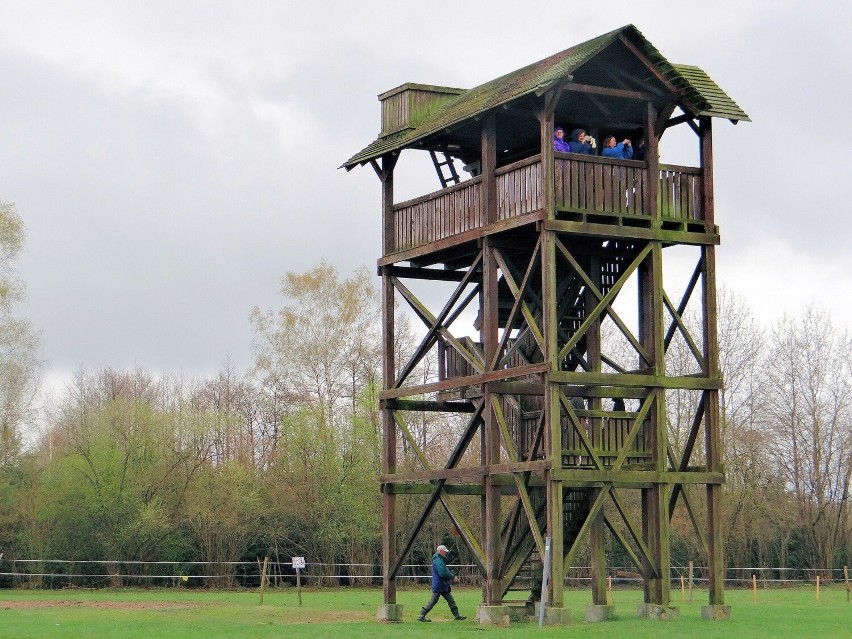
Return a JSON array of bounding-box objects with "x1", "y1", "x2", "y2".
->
[
  {"x1": 637, "y1": 603, "x2": 679, "y2": 620},
  {"x1": 475, "y1": 604, "x2": 510, "y2": 626},
  {"x1": 541, "y1": 606, "x2": 571, "y2": 625},
  {"x1": 376, "y1": 603, "x2": 403, "y2": 622},
  {"x1": 585, "y1": 604, "x2": 616, "y2": 622},
  {"x1": 701, "y1": 605, "x2": 732, "y2": 620}
]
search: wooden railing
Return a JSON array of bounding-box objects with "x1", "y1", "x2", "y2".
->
[
  {"x1": 659, "y1": 164, "x2": 704, "y2": 223},
  {"x1": 562, "y1": 414, "x2": 651, "y2": 467},
  {"x1": 392, "y1": 177, "x2": 484, "y2": 253},
  {"x1": 496, "y1": 156, "x2": 542, "y2": 220},
  {"x1": 555, "y1": 154, "x2": 648, "y2": 216},
  {"x1": 390, "y1": 155, "x2": 706, "y2": 253}
]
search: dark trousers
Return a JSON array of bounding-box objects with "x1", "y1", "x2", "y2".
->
[{"x1": 421, "y1": 589, "x2": 459, "y2": 617}]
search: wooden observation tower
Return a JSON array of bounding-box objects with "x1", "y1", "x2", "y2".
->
[{"x1": 343, "y1": 25, "x2": 748, "y2": 624}]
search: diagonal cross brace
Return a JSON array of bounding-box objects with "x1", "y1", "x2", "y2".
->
[{"x1": 558, "y1": 244, "x2": 653, "y2": 362}]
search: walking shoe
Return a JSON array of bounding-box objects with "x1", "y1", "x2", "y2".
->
[
  {"x1": 454, "y1": 615, "x2": 467, "y2": 621},
  {"x1": 417, "y1": 616, "x2": 431, "y2": 622}
]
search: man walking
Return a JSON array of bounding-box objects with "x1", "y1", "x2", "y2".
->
[{"x1": 418, "y1": 544, "x2": 467, "y2": 622}]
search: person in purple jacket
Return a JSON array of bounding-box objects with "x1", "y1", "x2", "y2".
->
[
  {"x1": 418, "y1": 544, "x2": 467, "y2": 622},
  {"x1": 553, "y1": 126, "x2": 571, "y2": 152},
  {"x1": 601, "y1": 136, "x2": 633, "y2": 159}
]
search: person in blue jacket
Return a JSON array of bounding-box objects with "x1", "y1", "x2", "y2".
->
[
  {"x1": 418, "y1": 544, "x2": 467, "y2": 622},
  {"x1": 553, "y1": 126, "x2": 571, "y2": 152},
  {"x1": 568, "y1": 128, "x2": 596, "y2": 154},
  {"x1": 601, "y1": 136, "x2": 634, "y2": 159}
]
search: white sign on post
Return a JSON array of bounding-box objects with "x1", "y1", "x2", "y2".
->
[{"x1": 292, "y1": 556, "x2": 306, "y2": 569}]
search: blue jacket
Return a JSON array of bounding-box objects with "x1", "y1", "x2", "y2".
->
[
  {"x1": 602, "y1": 142, "x2": 633, "y2": 160},
  {"x1": 553, "y1": 127, "x2": 570, "y2": 153},
  {"x1": 568, "y1": 129, "x2": 592, "y2": 154},
  {"x1": 431, "y1": 552, "x2": 455, "y2": 593}
]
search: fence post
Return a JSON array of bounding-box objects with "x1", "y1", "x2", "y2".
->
[
  {"x1": 845, "y1": 566, "x2": 850, "y2": 603},
  {"x1": 688, "y1": 560, "x2": 694, "y2": 603},
  {"x1": 752, "y1": 574, "x2": 757, "y2": 605},
  {"x1": 259, "y1": 556, "x2": 269, "y2": 605}
]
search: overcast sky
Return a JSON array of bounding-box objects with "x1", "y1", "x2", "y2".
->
[{"x1": 1, "y1": 0, "x2": 850, "y2": 389}]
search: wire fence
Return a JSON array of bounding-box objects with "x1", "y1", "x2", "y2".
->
[{"x1": 0, "y1": 559, "x2": 849, "y2": 590}]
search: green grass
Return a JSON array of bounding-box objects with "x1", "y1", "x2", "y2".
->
[{"x1": 0, "y1": 585, "x2": 849, "y2": 638}]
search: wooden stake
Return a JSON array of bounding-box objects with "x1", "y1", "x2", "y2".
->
[
  {"x1": 816, "y1": 575, "x2": 820, "y2": 601},
  {"x1": 259, "y1": 556, "x2": 269, "y2": 606},
  {"x1": 844, "y1": 566, "x2": 849, "y2": 603},
  {"x1": 688, "y1": 560, "x2": 694, "y2": 603},
  {"x1": 680, "y1": 575, "x2": 685, "y2": 602},
  {"x1": 752, "y1": 574, "x2": 757, "y2": 604}
]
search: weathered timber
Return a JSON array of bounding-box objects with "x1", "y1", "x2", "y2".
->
[{"x1": 350, "y1": 26, "x2": 745, "y2": 619}]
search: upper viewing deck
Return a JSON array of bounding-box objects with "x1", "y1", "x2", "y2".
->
[
  {"x1": 342, "y1": 25, "x2": 748, "y2": 265},
  {"x1": 388, "y1": 152, "x2": 707, "y2": 259}
]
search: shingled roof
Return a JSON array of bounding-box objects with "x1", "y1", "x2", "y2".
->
[{"x1": 342, "y1": 25, "x2": 748, "y2": 170}]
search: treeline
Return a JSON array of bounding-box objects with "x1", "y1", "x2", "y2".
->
[{"x1": 0, "y1": 207, "x2": 849, "y2": 583}]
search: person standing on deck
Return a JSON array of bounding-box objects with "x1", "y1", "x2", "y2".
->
[
  {"x1": 568, "y1": 128, "x2": 596, "y2": 154},
  {"x1": 418, "y1": 544, "x2": 467, "y2": 622},
  {"x1": 601, "y1": 136, "x2": 633, "y2": 159},
  {"x1": 554, "y1": 126, "x2": 571, "y2": 152}
]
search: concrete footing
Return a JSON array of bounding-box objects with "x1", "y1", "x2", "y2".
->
[
  {"x1": 701, "y1": 605, "x2": 732, "y2": 620},
  {"x1": 637, "y1": 603, "x2": 680, "y2": 620},
  {"x1": 540, "y1": 606, "x2": 571, "y2": 626},
  {"x1": 585, "y1": 604, "x2": 616, "y2": 622},
  {"x1": 376, "y1": 603, "x2": 403, "y2": 622},
  {"x1": 475, "y1": 604, "x2": 510, "y2": 626}
]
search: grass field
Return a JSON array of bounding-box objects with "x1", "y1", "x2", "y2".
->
[{"x1": 0, "y1": 585, "x2": 849, "y2": 638}]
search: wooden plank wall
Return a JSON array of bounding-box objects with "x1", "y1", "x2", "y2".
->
[
  {"x1": 562, "y1": 415, "x2": 650, "y2": 467},
  {"x1": 658, "y1": 164, "x2": 704, "y2": 222},
  {"x1": 496, "y1": 157, "x2": 542, "y2": 220},
  {"x1": 554, "y1": 154, "x2": 648, "y2": 216},
  {"x1": 391, "y1": 156, "x2": 705, "y2": 253}
]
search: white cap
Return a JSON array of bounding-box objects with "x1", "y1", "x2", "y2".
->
[{"x1": 437, "y1": 544, "x2": 449, "y2": 553}]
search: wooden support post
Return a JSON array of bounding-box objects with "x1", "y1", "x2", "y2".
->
[
  {"x1": 844, "y1": 566, "x2": 849, "y2": 602},
  {"x1": 540, "y1": 97, "x2": 563, "y2": 609},
  {"x1": 699, "y1": 116, "x2": 715, "y2": 230},
  {"x1": 481, "y1": 113, "x2": 501, "y2": 605},
  {"x1": 587, "y1": 255, "x2": 607, "y2": 606},
  {"x1": 702, "y1": 244, "x2": 725, "y2": 607},
  {"x1": 644, "y1": 102, "x2": 659, "y2": 223},
  {"x1": 752, "y1": 574, "x2": 757, "y2": 605},
  {"x1": 380, "y1": 154, "x2": 398, "y2": 256},
  {"x1": 638, "y1": 242, "x2": 669, "y2": 607},
  {"x1": 381, "y1": 267, "x2": 397, "y2": 605}
]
